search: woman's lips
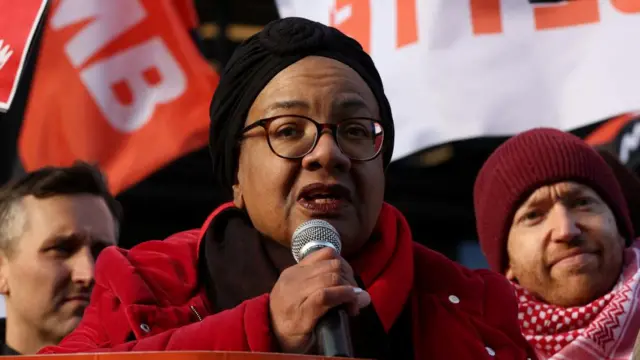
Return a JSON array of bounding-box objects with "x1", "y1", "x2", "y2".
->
[
  {"x1": 297, "y1": 197, "x2": 348, "y2": 215},
  {"x1": 296, "y1": 182, "x2": 353, "y2": 216}
]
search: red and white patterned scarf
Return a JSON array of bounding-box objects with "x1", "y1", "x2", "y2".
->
[{"x1": 515, "y1": 241, "x2": 640, "y2": 360}]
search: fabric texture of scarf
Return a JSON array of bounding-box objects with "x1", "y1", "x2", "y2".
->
[
  {"x1": 199, "y1": 202, "x2": 415, "y2": 359},
  {"x1": 516, "y1": 241, "x2": 640, "y2": 359}
]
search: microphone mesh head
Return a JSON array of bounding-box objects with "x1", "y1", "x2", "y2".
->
[{"x1": 291, "y1": 219, "x2": 341, "y2": 263}]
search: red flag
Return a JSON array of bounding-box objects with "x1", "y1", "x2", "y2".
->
[
  {"x1": 19, "y1": 0, "x2": 218, "y2": 194},
  {"x1": 0, "y1": 0, "x2": 48, "y2": 112}
]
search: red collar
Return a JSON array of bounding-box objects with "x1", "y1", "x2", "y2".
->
[{"x1": 196, "y1": 202, "x2": 235, "y2": 258}]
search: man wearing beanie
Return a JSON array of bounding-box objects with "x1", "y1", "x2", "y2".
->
[{"x1": 474, "y1": 127, "x2": 640, "y2": 360}]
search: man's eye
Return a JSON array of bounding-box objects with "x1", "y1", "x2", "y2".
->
[
  {"x1": 573, "y1": 197, "x2": 593, "y2": 208},
  {"x1": 520, "y1": 210, "x2": 543, "y2": 224},
  {"x1": 47, "y1": 244, "x2": 74, "y2": 257}
]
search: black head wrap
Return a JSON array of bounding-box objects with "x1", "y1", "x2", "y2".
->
[{"x1": 209, "y1": 17, "x2": 395, "y2": 193}]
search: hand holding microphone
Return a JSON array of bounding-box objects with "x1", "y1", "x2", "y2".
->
[{"x1": 269, "y1": 220, "x2": 370, "y2": 356}]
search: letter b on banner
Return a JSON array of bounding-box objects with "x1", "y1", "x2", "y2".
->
[{"x1": 81, "y1": 38, "x2": 186, "y2": 133}]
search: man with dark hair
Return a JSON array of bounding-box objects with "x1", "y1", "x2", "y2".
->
[{"x1": 0, "y1": 162, "x2": 121, "y2": 355}]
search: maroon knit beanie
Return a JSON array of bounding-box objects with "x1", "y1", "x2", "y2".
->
[{"x1": 473, "y1": 128, "x2": 634, "y2": 273}]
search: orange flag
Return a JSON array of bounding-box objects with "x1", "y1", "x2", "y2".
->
[{"x1": 19, "y1": 0, "x2": 218, "y2": 194}]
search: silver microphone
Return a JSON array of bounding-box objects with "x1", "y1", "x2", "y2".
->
[
  {"x1": 291, "y1": 219, "x2": 342, "y2": 262},
  {"x1": 290, "y1": 219, "x2": 353, "y2": 357}
]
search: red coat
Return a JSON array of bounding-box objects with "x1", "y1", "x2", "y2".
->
[{"x1": 39, "y1": 203, "x2": 536, "y2": 359}]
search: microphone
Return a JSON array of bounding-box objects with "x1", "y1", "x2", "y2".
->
[{"x1": 291, "y1": 220, "x2": 354, "y2": 358}]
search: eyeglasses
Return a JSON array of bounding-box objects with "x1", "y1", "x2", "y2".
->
[{"x1": 240, "y1": 115, "x2": 385, "y2": 161}]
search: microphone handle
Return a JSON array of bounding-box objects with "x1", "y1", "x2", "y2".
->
[{"x1": 316, "y1": 306, "x2": 354, "y2": 357}]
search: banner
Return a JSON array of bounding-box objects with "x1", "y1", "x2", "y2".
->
[
  {"x1": 19, "y1": 0, "x2": 218, "y2": 194},
  {"x1": 276, "y1": 0, "x2": 640, "y2": 161},
  {"x1": 0, "y1": 0, "x2": 48, "y2": 112}
]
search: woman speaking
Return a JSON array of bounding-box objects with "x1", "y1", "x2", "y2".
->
[{"x1": 39, "y1": 17, "x2": 535, "y2": 359}]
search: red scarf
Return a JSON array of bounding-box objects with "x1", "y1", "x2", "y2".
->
[
  {"x1": 349, "y1": 202, "x2": 414, "y2": 331},
  {"x1": 198, "y1": 202, "x2": 414, "y2": 333},
  {"x1": 516, "y1": 241, "x2": 640, "y2": 359}
]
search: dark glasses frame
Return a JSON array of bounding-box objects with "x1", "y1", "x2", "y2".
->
[{"x1": 240, "y1": 114, "x2": 385, "y2": 161}]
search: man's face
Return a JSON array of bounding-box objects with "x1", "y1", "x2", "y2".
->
[
  {"x1": 506, "y1": 182, "x2": 626, "y2": 307},
  {"x1": 0, "y1": 194, "x2": 117, "y2": 342}
]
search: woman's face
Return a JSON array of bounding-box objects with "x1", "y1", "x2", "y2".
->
[{"x1": 233, "y1": 56, "x2": 386, "y2": 257}]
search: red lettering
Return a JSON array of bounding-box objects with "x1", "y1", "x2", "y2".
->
[
  {"x1": 396, "y1": 0, "x2": 419, "y2": 48},
  {"x1": 469, "y1": 0, "x2": 503, "y2": 35},
  {"x1": 534, "y1": 0, "x2": 599, "y2": 30},
  {"x1": 611, "y1": 0, "x2": 640, "y2": 13},
  {"x1": 330, "y1": 0, "x2": 371, "y2": 53},
  {"x1": 470, "y1": 0, "x2": 640, "y2": 36}
]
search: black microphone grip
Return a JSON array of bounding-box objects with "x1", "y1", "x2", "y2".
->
[{"x1": 316, "y1": 306, "x2": 353, "y2": 357}]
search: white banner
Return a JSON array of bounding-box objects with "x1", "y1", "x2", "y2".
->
[{"x1": 276, "y1": 0, "x2": 640, "y2": 161}]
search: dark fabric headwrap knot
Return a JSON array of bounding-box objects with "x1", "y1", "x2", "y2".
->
[{"x1": 208, "y1": 17, "x2": 395, "y2": 195}]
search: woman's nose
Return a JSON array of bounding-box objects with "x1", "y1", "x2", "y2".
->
[{"x1": 301, "y1": 132, "x2": 352, "y2": 172}]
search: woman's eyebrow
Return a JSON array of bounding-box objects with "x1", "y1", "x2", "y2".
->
[
  {"x1": 265, "y1": 100, "x2": 310, "y2": 113},
  {"x1": 333, "y1": 97, "x2": 369, "y2": 113}
]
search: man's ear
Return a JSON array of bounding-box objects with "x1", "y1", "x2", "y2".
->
[
  {"x1": 0, "y1": 252, "x2": 11, "y2": 296},
  {"x1": 232, "y1": 184, "x2": 245, "y2": 209}
]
